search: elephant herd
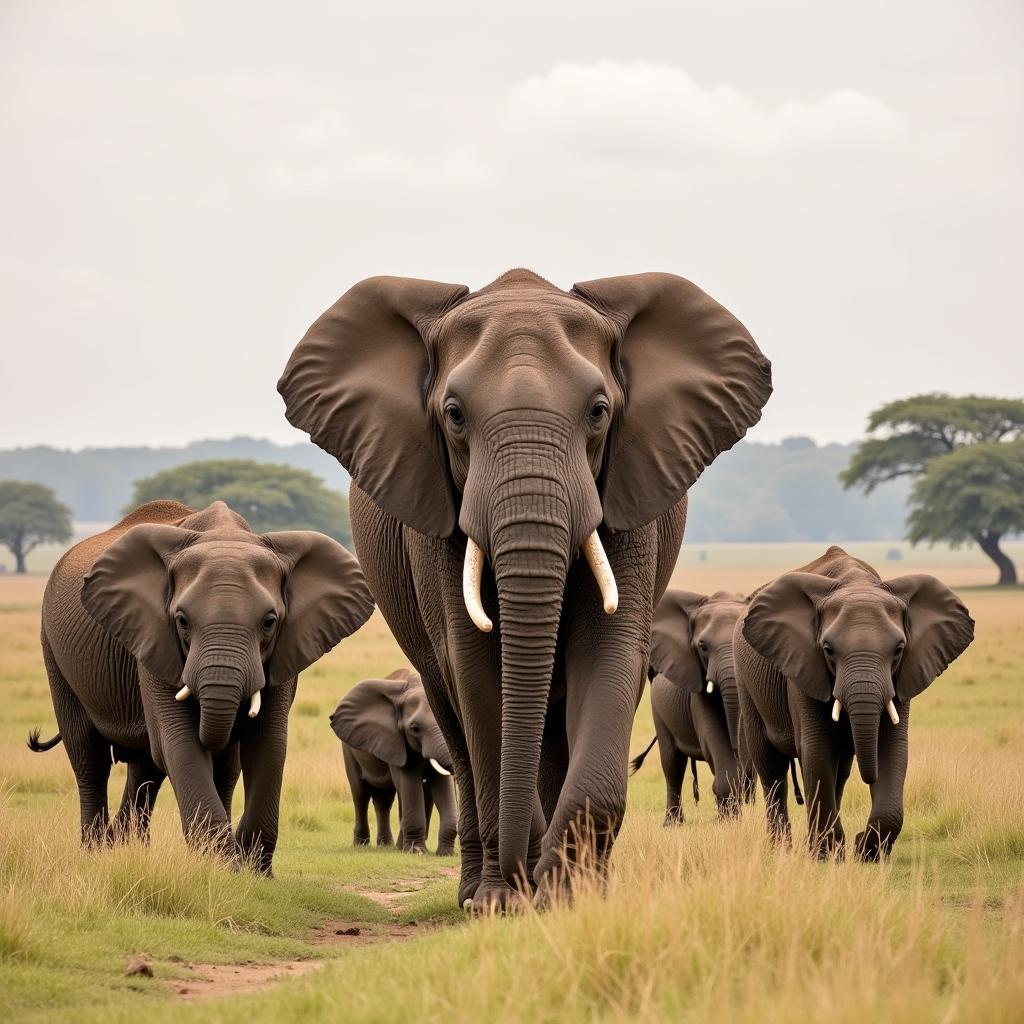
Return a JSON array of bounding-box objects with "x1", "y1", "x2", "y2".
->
[{"x1": 29, "y1": 269, "x2": 974, "y2": 911}]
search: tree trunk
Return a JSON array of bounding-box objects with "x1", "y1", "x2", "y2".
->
[
  {"x1": 976, "y1": 532, "x2": 1018, "y2": 586},
  {"x1": 14, "y1": 547, "x2": 27, "y2": 574}
]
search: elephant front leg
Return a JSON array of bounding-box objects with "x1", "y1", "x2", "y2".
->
[
  {"x1": 393, "y1": 766, "x2": 428, "y2": 853},
  {"x1": 236, "y1": 679, "x2": 295, "y2": 876},
  {"x1": 857, "y1": 701, "x2": 909, "y2": 862},
  {"x1": 429, "y1": 775, "x2": 458, "y2": 856},
  {"x1": 798, "y1": 702, "x2": 847, "y2": 859},
  {"x1": 139, "y1": 668, "x2": 235, "y2": 856}
]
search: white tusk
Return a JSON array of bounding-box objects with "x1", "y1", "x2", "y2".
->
[
  {"x1": 429, "y1": 758, "x2": 452, "y2": 777},
  {"x1": 886, "y1": 700, "x2": 900, "y2": 725},
  {"x1": 175, "y1": 685, "x2": 191, "y2": 702},
  {"x1": 248, "y1": 690, "x2": 262, "y2": 719},
  {"x1": 463, "y1": 537, "x2": 493, "y2": 633},
  {"x1": 832, "y1": 699, "x2": 842, "y2": 722},
  {"x1": 582, "y1": 531, "x2": 618, "y2": 615},
  {"x1": 706, "y1": 680, "x2": 715, "y2": 694}
]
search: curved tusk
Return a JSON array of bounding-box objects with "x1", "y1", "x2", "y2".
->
[
  {"x1": 462, "y1": 537, "x2": 493, "y2": 633},
  {"x1": 248, "y1": 689, "x2": 262, "y2": 719},
  {"x1": 886, "y1": 700, "x2": 900, "y2": 726},
  {"x1": 175, "y1": 685, "x2": 191, "y2": 702},
  {"x1": 582, "y1": 531, "x2": 618, "y2": 614},
  {"x1": 706, "y1": 680, "x2": 715, "y2": 694},
  {"x1": 429, "y1": 757, "x2": 452, "y2": 777},
  {"x1": 832, "y1": 699, "x2": 842, "y2": 722}
]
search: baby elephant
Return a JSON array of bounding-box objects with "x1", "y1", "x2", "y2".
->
[
  {"x1": 330, "y1": 669, "x2": 457, "y2": 855},
  {"x1": 632, "y1": 590, "x2": 762, "y2": 821},
  {"x1": 736, "y1": 545, "x2": 974, "y2": 860}
]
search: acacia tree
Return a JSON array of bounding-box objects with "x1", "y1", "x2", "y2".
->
[
  {"x1": 841, "y1": 395, "x2": 1024, "y2": 585},
  {"x1": 0, "y1": 481, "x2": 73, "y2": 574},
  {"x1": 129, "y1": 459, "x2": 352, "y2": 545}
]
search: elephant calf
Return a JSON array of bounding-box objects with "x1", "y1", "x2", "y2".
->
[
  {"x1": 631, "y1": 590, "x2": 760, "y2": 821},
  {"x1": 32, "y1": 499, "x2": 374, "y2": 873},
  {"x1": 330, "y1": 669, "x2": 457, "y2": 855},
  {"x1": 736, "y1": 545, "x2": 974, "y2": 860}
]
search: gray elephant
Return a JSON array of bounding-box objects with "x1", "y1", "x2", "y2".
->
[
  {"x1": 279, "y1": 269, "x2": 771, "y2": 908},
  {"x1": 329, "y1": 668, "x2": 457, "y2": 855},
  {"x1": 630, "y1": 590, "x2": 762, "y2": 820},
  {"x1": 31, "y1": 499, "x2": 374, "y2": 873},
  {"x1": 735, "y1": 545, "x2": 973, "y2": 860}
]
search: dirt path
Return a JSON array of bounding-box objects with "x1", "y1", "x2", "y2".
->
[{"x1": 167, "y1": 871, "x2": 457, "y2": 1002}]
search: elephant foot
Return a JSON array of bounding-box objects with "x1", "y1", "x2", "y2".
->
[
  {"x1": 376, "y1": 836, "x2": 394, "y2": 848},
  {"x1": 855, "y1": 827, "x2": 895, "y2": 862},
  {"x1": 463, "y1": 882, "x2": 526, "y2": 916},
  {"x1": 436, "y1": 843, "x2": 456, "y2": 857},
  {"x1": 663, "y1": 811, "x2": 685, "y2": 827},
  {"x1": 399, "y1": 840, "x2": 428, "y2": 855},
  {"x1": 353, "y1": 831, "x2": 371, "y2": 846}
]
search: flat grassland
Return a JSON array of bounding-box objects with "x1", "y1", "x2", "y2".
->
[{"x1": 1, "y1": 542, "x2": 1022, "y2": 1022}]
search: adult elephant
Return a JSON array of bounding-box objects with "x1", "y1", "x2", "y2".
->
[
  {"x1": 735, "y1": 545, "x2": 974, "y2": 860},
  {"x1": 279, "y1": 269, "x2": 771, "y2": 908},
  {"x1": 33, "y1": 499, "x2": 373, "y2": 873}
]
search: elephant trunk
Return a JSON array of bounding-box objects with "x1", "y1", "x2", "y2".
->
[
  {"x1": 834, "y1": 655, "x2": 888, "y2": 786},
  {"x1": 712, "y1": 652, "x2": 741, "y2": 753},
  {"x1": 490, "y1": 491, "x2": 572, "y2": 890},
  {"x1": 422, "y1": 726, "x2": 453, "y2": 774},
  {"x1": 183, "y1": 625, "x2": 264, "y2": 753}
]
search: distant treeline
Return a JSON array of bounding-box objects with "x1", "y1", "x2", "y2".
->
[{"x1": 0, "y1": 435, "x2": 907, "y2": 541}]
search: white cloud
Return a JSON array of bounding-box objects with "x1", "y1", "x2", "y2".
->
[{"x1": 499, "y1": 61, "x2": 904, "y2": 164}]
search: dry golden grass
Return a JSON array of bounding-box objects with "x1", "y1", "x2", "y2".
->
[{"x1": 0, "y1": 542, "x2": 1021, "y2": 1022}]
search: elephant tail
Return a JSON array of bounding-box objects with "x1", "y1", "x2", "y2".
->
[
  {"x1": 27, "y1": 728, "x2": 62, "y2": 753},
  {"x1": 629, "y1": 736, "x2": 658, "y2": 776},
  {"x1": 691, "y1": 758, "x2": 699, "y2": 804},
  {"x1": 790, "y1": 759, "x2": 804, "y2": 806}
]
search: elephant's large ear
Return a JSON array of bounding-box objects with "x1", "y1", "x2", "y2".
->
[
  {"x1": 329, "y1": 678, "x2": 408, "y2": 766},
  {"x1": 278, "y1": 276, "x2": 470, "y2": 537},
  {"x1": 263, "y1": 532, "x2": 375, "y2": 687},
  {"x1": 650, "y1": 590, "x2": 706, "y2": 693},
  {"x1": 886, "y1": 575, "x2": 974, "y2": 702},
  {"x1": 743, "y1": 572, "x2": 835, "y2": 701},
  {"x1": 81, "y1": 525, "x2": 199, "y2": 686},
  {"x1": 571, "y1": 273, "x2": 772, "y2": 532}
]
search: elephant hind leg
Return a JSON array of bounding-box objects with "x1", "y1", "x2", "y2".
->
[
  {"x1": 113, "y1": 752, "x2": 166, "y2": 841},
  {"x1": 42, "y1": 636, "x2": 112, "y2": 844}
]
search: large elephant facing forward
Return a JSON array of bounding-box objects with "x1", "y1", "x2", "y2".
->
[
  {"x1": 279, "y1": 269, "x2": 771, "y2": 908},
  {"x1": 736, "y1": 545, "x2": 973, "y2": 860},
  {"x1": 33, "y1": 500, "x2": 374, "y2": 873}
]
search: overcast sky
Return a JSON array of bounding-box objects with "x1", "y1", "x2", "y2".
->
[{"x1": 1, "y1": 1, "x2": 1021, "y2": 451}]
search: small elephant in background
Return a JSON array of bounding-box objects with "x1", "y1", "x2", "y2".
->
[
  {"x1": 736, "y1": 545, "x2": 974, "y2": 860},
  {"x1": 632, "y1": 590, "x2": 763, "y2": 821},
  {"x1": 330, "y1": 669, "x2": 457, "y2": 855},
  {"x1": 33, "y1": 500, "x2": 374, "y2": 874}
]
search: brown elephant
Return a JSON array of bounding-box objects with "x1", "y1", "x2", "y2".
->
[
  {"x1": 31, "y1": 499, "x2": 374, "y2": 873},
  {"x1": 279, "y1": 269, "x2": 771, "y2": 908},
  {"x1": 330, "y1": 668, "x2": 457, "y2": 855},
  {"x1": 631, "y1": 590, "x2": 761, "y2": 820},
  {"x1": 735, "y1": 545, "x2": 974, "y2": 859}
]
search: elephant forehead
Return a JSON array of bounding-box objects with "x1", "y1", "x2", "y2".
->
[
  {"x1": 820, "y1": 590, "x2": 906, "y2": 638},
  {"x1": 693, "y1": 602, "x2": 744, "y2": 642},
  {"x1": 435, "y1": 291, "x2": 613, "y2": 366},
  {"x1": 171, "y1": 542, "x2": 284, "y2": 591}
]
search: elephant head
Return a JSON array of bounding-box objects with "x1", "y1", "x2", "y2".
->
[
  {"x1": 743, "y1": 563, "x2": 973, "y2": 784},
  {"x1": 329, "y1": 670, "x2": 453, "y2": 774},
  {"x1": 82, "y1": 502, "x2": 374, "y2": 753},
  {"x1": 278, "y1": 270, "x2": 771, "y2": 885},
  {"x1": 650, "y1": 590, "x2": 749, "y2": 751}
]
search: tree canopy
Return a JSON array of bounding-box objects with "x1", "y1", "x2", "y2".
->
[
  {"x1": 843, "y1": 395, "x2": 1024, "y2": 585},
  {"x1": 129, "y1": 460, "x2": 352, "y2": 545},
  {"x1": 0, "y1": 480, "x2": 73, "y2": 573}
]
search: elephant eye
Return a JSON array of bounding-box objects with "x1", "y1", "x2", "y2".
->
[
  {"x1": 894, "y1": 642, "x2": 905, "y2": 658},
  {"x1": 262, "y1": 613, "x2": 278, "y2": 635},
  {"x1": 821, "y1": 640, "x2": 834, "y2": 658},
  {"x1": 589, "y1": 396, "x2": 610, "y2": 423},
  {"x1": 174, "y1": 611, "x2": 189, "y2": 632},
  {"x1": 697, "y1": 640, "x2": 708, "y2": 654},
  {"x1": 444, "y1": 400, "x2": 465, "y2": 432},
  {"x1": 409, "y1": 721, "x2": 421, "y2": 734}
]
